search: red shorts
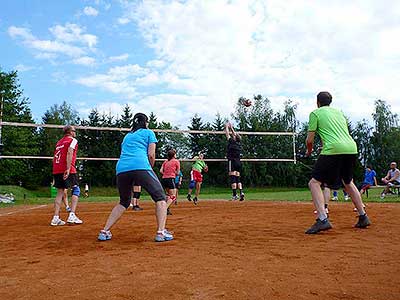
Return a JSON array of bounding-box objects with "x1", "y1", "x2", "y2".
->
[{"x1": 191, "y1": 170, "x2": 203, "y2": 183}]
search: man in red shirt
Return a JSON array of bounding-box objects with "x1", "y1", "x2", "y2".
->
[{"x1": 51, "y1": 125, "x2": 83, "y2": 226}]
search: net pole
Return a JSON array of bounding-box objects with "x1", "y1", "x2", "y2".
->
[
  {"x1": 0, "y1": 95, "x2": 3, "y2": 155},
  {"x1": 292, "y1": 132, "x2": 297, "y2": 164}
]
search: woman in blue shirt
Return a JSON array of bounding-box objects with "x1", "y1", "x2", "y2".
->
[{"x1": 98, "y1": 113, "x2": 173, "y2": 242}]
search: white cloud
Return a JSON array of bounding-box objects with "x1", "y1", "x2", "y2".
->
[
  {"x1": 108, "y1": 53, "x2": 129, "y2": 62},
  {"x1": 83, "y1": 6, "x2": 99, "y2": 16},
  {"x1": 116, "y1": 0, "x2": 400, "y2": 124},
  {"x1": 72, "y1": 56, "x2": 96, "y2": 66},
  {"x1": 15, "y1": 64, "x2": 33, "y2": 72},
  {"x1": 75, "y1": 64, "x2": 147, "y2": 96},
  {"x1": 8, "y1": 23, "x2": 97, "y2": 61}
]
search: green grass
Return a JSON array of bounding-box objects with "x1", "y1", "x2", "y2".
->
[{"x1": 1, "y1": 185, "x2": 399, "y2": 207}]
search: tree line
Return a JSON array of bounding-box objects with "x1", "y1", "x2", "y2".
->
[{"x1": 1, "y1": 68, "x2": 399, "y2": 189}]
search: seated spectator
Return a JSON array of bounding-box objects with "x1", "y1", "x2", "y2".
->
[
  {"x1": 381, "y1": 162, "x2": 400, "y2": 199},
  {"x1": 358, "y1": 165, "x2": 378, "y2": 195}
]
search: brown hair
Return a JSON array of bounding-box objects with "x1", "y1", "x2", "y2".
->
[{"x1": 167, "y1": 149, "x2": 176, "y2": 160}]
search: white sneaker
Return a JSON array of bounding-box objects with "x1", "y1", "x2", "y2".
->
[
  {"x1": 50, "y1": 216, "x2": 66, "y2": 226},
  {"x1": 380, "y1": 193, "x2": 385, "y2": 199},
  {"x1": 67, "y1": 212, "x2": 83, "y2": 224},
  {"x1": 344, "y1": 195, "x2": 350, "y2": 201},
  {"x1": 332, "y1": 196, "x2": 338, "y2": 201}
]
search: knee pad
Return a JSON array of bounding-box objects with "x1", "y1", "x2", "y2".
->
[
  {"x1": 72, "y1": 186, "x2": 80, "y2": 197},
  {"x1": 236, "y1": 176, "x2": 241, "y2": 184},
  {"x1": 120, "y1": 198, "x2": 131, "y2": 209},
  {"x1": 189, "y1": 180, "x2": 196, "y2": 189},
  {"x1": 230, "y1": 175, "x2": 236, "y2": 184},
  {"x1": 133, "y1": 191, "x2": 141, "y2": 199}
]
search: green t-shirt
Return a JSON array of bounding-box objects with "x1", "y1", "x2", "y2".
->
[
  {"x1": 192, "y1": 157, "x2": 206, "y2": 172},
  {"x1": 308, "y1": 106, "x2": 357, "y2": 155}
]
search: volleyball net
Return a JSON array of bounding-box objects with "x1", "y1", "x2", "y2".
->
[{"x1": 0, "y1": 121, "x2": 297, "y2": 163}]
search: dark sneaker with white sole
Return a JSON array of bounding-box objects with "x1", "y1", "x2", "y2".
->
[
  {"x1": 355, "y1": 214, "x2": 371, "y2": 228},
  {"x1": 305, "y1": 218, "x2": 332, "y2": 234},
  {"x1": 193, "y1": 197, "x2": 198, "y2": 205},
  {"x1": 187, "y1": 194, "x2": 192, "y2": 201}
]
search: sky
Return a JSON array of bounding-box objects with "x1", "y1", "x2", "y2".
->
[{"x1": 1, "y1": 0, "x2": 399, "y2": 128}]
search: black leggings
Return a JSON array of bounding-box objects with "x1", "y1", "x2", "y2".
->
[{"x1": 117, "y1": 170, "x2": 166, "y2": 208}]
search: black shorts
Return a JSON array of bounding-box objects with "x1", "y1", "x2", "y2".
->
[
  {"x1": 312, "y1": 154, "x2": 357, "y2": 188},
  {"x1": 117, "y1": 170, "x2": 166, "y2": 208},
  {"x1": 228, "y1": 158, "x2": 242, "y2": 172},
  {"x1": 161, "y1": 178, "x2": 176, "y2": 190},
  {"x1": 53, "y1": 173, "x2": 79, "y2": 189}
]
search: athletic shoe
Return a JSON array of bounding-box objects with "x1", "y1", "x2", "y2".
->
[
  {"x1": 67, "y1": 212, "x2": 83, "y2": 224},
  {"x1": 133, "y1": 205, "x2": 143, "y2": 211},
  {"x1": 380, "y1": 193, "x2": 385, "y2": 199},
  {"x1": 187, "y1": 194, "x2": 192, "y2": 201},
  {"x1": 332, "y1": 196, "x2": 338, "y2": 201},
  {"x1": 240, "y1": 193, "x2": 245, "y2": 201},
  {"x1": 193, "y1": 197, "x2": 198, "y2": 205},
  {"x1": 98, "y1": 230, "x2": 112, "y2": 241},
  {"x1": 154, "y1": 230, "x2": 174, "y2": 242},
  {"x1": 231, "y1": 195, "x2": 238, "y2": 201},
  {"x1": 129, "y1": 203, "x2": 133, "y2": 208},
  {"x1": 305, "y1": 218, "x2": 332, "y2": 234},
  {"x1": 355, "y1": 214, "x2": 371, "y2": 228},
  {"x1": 50, "y1": 216, "x2": 65, "y2": 226},
  {"x1": 344, "y1": 195, "x2": 350, "y2": 201},
  {"x1": 167, "y1": 208, "x2": 172, "y2": 215},
  {"x1": 66, "y1": 206, "x2": 72, "y2": 213}
]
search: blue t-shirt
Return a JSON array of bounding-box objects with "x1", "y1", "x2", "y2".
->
[
  {"x1": 363, "y1": 169, "x2": 376, "y2": 185},
  {"x1": 116, "y1": 129, "x2": 157, "y2": 174},
  {"x1": 175, "y1": 170, "x2": 183, "y2": 184}
]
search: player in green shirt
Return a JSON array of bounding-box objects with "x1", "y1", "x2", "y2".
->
[
  {"x1": 305, "y1": 91, "x2": 371, "y2": 234},
  {"x1": 187, "y1": 152, "x2": 208, "y2": 205}
]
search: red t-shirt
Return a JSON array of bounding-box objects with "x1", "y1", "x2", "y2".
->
[
  {"x1": 52, "y1": 135, "x2": 78, "y2": 174},
  {"x1": 161, "y1": 158, "x2": 180, "y2": 178}
]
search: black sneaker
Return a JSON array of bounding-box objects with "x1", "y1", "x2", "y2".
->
[
  {"x1": 167, "y1": 208, "x2": 172, "y2": 215},
  {"x1": 187, "y1": 194, "x2": 192, "y2": 201},
  {"x1": 355, "y1": 214, "x2": 371, "y2": 228},
  {"x1": 133, "y1": 206, "x2": 143, "y2": 211},
  {"x1": 239, "y1": 193, "x2": 245, "y2": 201},
  {"x1": 305, "y1": 218, "x2": 332, "y2": 234},
  {"x1": 193, "y1": 197, "x2": 198, "y2": 205}
]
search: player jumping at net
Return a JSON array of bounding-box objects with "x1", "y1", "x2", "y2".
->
[
  {"x1": 160, "y1": 149, "x2": 180, "y2": 215},
  {"x1": 225, "y1": 122, "x2": 245, "y2": 201},
  {"x1": 98, "y1": 113, "x2": 173, "y2": 242},
  {"x1": 187, "y1": 152, "x2": 208, "y2": 205},
  {"x1": 305, "y1": 91, "x2": 371, "y2": 234},
  {"x1": 51, "y1": 125, "x2": 83, "y2": 226}
]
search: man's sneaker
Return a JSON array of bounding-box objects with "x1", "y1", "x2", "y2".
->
[
  {"x1": 133, "y1": 205, "x2": 143, "y2": 211},
  {"x1": 67, "y1": 212, "x2": 83, "y2": 224},
  {"x1": 380, "y1": 193, "x2": 385, "y2": 199},
  {"x1": 154, "y1": 230, "x2": 174, "y2": 242},
  {"x1": 355, "y1": 214, "x2": 371, "y2": 228},
  {"x1": 332, "y1": 196, "x2": 338, "y2": 201},
  {"x1": 344, "y1": 195, "x2": 350, "y2": 201},
  {"x1": 240, "y1": 193, "x2": 245, "y2": 201},
  {"x1": 305, "y1": 218, "x2": 332, "y2": 234},
  {"x1": 193, "y1": 197, "x2": 198, "y2": 205},
  {"x1": 167, "y1": 208, "x2": 172, "y2": 215},
  {"x1": 231, "y1": 195, "x2": 238, "y2": 201},
  {"x1": 50, "y1": 216, "x2": 66, "y2": 226},
  {"x1": 187, "y1": 194, "x2": 192, "y2": 201},
  {"x1": 66, "y1": 206, "x2": 72, "y2": 213},
  {"x1": 129, "y1": 203, "x2": 134, "y2": 208},
  {"x1": 98, "y1": 230, "x2": 112, "y2": 241}
]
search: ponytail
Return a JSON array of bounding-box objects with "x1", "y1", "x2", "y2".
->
[{"x1": 131, "y1": 113, "x2": 148, "y2": 132}]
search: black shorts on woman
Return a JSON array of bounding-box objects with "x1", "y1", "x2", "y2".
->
[
  {"x1": 117, "y1": 170, "x2": 166, "y2": 208},
  {"x1": 161, "y1": 178, "x2": 176, "y2": 190},
  {"x1": 312, "y1": 154, "x2": 357, "y2": 189}
]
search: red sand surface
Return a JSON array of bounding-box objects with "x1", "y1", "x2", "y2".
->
[{"x1": 0, "y1": 201, "x2": 399, "y2": 300}]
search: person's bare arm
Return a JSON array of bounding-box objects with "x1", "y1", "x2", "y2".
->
[
  {"x1": 63, "y1": 148, "x2": 74, "y2": 180},
  {"x1": 305, "y1": 131, "x2": 316, "y2": 156},
  {"x1": 148, "y1": 143, "x2": 156, "y2": 167}
]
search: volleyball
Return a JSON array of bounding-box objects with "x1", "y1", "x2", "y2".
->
[{"x1": 243, "y1": 99, "x2": 252, "y2": 107}]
